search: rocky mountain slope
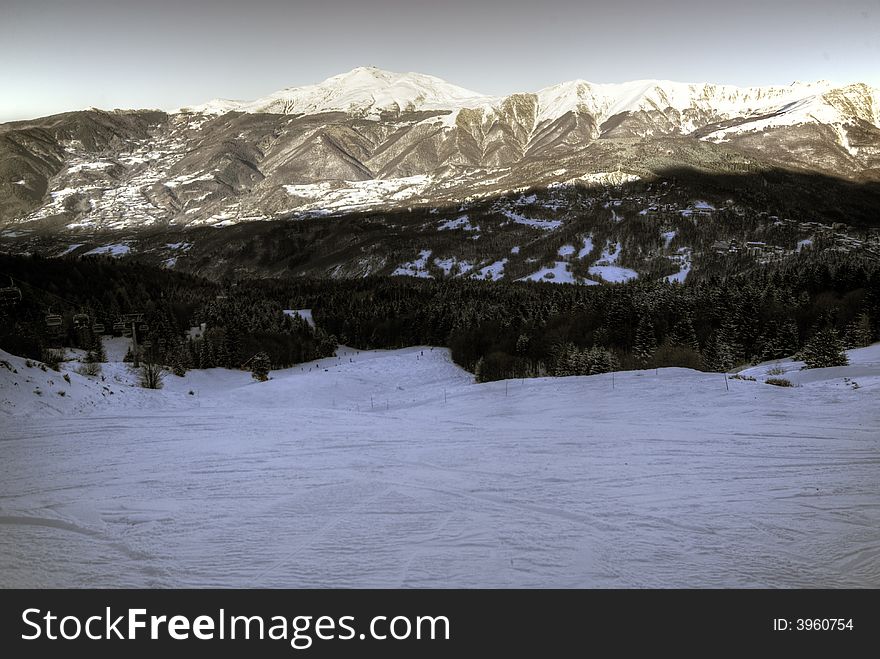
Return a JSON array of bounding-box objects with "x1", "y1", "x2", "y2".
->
[{"x1": 1, "y1": 68, "x2": 879, "y2": 282}]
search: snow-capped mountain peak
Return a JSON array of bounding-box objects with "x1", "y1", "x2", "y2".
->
[
  {"x1": 180, "y1": 69, "x2": 876, "y2": 141},
  {"x1": 183, "y1": 66, "x2": 489, "y2": 118}
]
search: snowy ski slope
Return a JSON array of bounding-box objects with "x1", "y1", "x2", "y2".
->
[{"x1": 1, "y1": 342, "x2": 879, "y2": 587}]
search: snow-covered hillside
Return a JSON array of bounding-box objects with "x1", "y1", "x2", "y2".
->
[{"x1": 1, "y1": 343, "x2": 878, "y2": 587}]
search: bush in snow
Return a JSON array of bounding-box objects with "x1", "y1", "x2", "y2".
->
[
  {"x1": 77, "y1": 361, "x2": 101, "y2": 377},
  {"x1": 41, "y1": 348, "x2": 64, "y2": 371},
  {"x1": 139, "y1": 361, "x2": 165, "y2": 389},
  {"x1": 251, "y1": 352, "x2": 271, "y2": 382},
  {"x1": 765, "y1": 378, "x2": 793, "y2": 387}
]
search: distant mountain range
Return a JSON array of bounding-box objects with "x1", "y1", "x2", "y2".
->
[{"x1": 1, "y1": 67, "x2": 879, "y2": 282}]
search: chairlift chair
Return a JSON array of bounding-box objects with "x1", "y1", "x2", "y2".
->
[
  {"x1": 73, "y1": 313, "x2": 90, "y2": 328},
  {"x1": 93, "y1": 322, "x2": 105, "y2": 334},
  {"x1": 0, "y1": 278, "x2": 22, "y2": 306},
  {"x1": 45, "y1": 312, "x2": 62, "y2": 328},
  {"x1": 113, "y1": 321, "x2": 126, "y2": 334},
  {"x1": 138, "y1": 323, "x2": 149, "y2": 333},
  {"x1": 142, "y1": 340, "x2": 153, "y2": 350}
]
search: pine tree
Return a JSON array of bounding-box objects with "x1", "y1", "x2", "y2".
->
[
  {"x1": 843, "y1": 313, "x2": 873, "y2": 349},
  {"x1": 778, "y1": 319, "x2": 800, "y2": 357},
  {"x1": 171, "y1": 343, "x2": 188, "y2": 377},
  {"x1": 669, "y1": 316, "x2": 699, "y2": 352},
  {"x1": 250, "y1": 352, "x2": 271, "y2": 382},
  {"x1": 633, "y1": 316, "x2": 656, "y2": 364},
  {"x1": 703, "y1": 332, "x2": 737, "y2": 372},
  {"x1": 802, "y1": 327, "x2": 848, "y2": 369},
  {"x1": 91, "y1": 335, "x2": 107, "y2": 362}
]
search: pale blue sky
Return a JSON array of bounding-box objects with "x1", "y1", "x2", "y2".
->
[{"x1": 2, "y1": 0, "x2": 878, "y2": 121}]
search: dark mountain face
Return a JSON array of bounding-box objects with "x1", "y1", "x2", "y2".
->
[{"x1": 1, "y1": 70, "x2": 878, "y2": 283}]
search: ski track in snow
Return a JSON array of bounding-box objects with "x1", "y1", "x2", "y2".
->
[{"x1": 1, "y1": 344, "x2": 879, "y2": 588}]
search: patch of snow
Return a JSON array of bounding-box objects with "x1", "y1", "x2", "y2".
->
[
  {"x1": 82, "y1": 243, "x2": 131, "y2": 257},
  {"x1": 589, "y1": 265, "x2": 639, "y2": 283},
  {"x1": 502, "y1": 210, "x2": 562, "y2": 231},
  {"x1": 518, "y1": 262, "x2": 600, "y2": 285},
  {"x1": 284, "y1": 309, "x2": 316, "y2": 328},
  {"x1": 471, "y1": 259, "x2": 507, "y2": 281},
  {"x1": 577, "y1": 236, "x2": 594, "y2": 259},
  {"x1": 437, "y1": 215, "x2": 477, "y2": 232},
  {"x1": 59, "y1": 244, "x2": 83, "y2": 256},
  {"x1": 391, "y1": 250, "x2": 433, "y2": 278},
  {"x1": 433, "y1": 257, "x2": 472, "y2": 277}
]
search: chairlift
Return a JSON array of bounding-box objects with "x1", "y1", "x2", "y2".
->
[
  {"x1": 73, "y1": 313, "x2": 90, "y2": 328},
  {"x1": 138, "y1": 323, "x2": 149, "y2": 333},
  {"x1": 113, "y1": 321, "x2": 125, "y2": 334},
  {"x1": 45, "y1": 311, "x2": 62, "y2": 328},
  {"x1": 93, "y1": 322, "x2": 105, "y2": 334},
  {"x1": 0, "y1": 277, "x2": 22, "y2": 306}
]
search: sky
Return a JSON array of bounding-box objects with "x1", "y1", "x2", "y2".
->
[{"x1": 1, "y1": 0, "x2": 879, "y2": 121}]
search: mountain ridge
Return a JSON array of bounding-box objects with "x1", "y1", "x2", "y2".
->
[{"x1": 2, "y1": 67, "x2": 879, "y2": 285}]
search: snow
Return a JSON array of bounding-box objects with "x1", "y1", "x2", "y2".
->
[
  {"x1": 518, "y1": 262, "x2": 599, "y2": 285},
  {"x1": 662, "y1": 231, "x2": 677, "y2": 247},
  {"x1": 798, "y1": 239, "x2": 813, "y2": 252},
  {"x1": 586, "y1": 241, "x2": 638, "y2": 282},
  {"x1": 67, "y1": 161, "x2": 115, "y2": 173},
  {"x1": 183, "y1": 67, "x2": 489, "y2": 118},
  {"x1": 82, "y1": 243, "x2": 131, "y2": 257},
  {"x1": 510, "y1": 246, "x2": 521, "y2": 254},
  {"x1": 283, "y1": 176, "x2": 432, "y2": 214},
  {"x1": 577, "y1": 236, "x2": 594, "y2": 259},
  {"x1": 738, "y1": 343, "x2": 880, "y2": 390},
  {"x1": 532, "y1": 78, "x2": 837, "y2": 131},
  {"x1": 437, "y1": 215, "x2": 477, "y2": 232},
  {"x1": 391, "y1": 250, "x2": 433, "y2": 278},
  {"x1": 557, "y1": 244, "x2": 576, "y2": 257},
  {"x1": 433, "y1": 257, "x2": 473, "y2": 277},
  {"x1": 12, "y1": 179, "x2": 26, "y2": 185},
  {"x1": 178, "y1": 70, "x2": 858, "y2": 148},
  {"x1": 665, "y1": 264, "x2": 691, "y2": 283},
  {"x1": 700, "y1": 87, "x2": 867, "y2": 152},
  {"x1": 2, "y1": 340, "x2": 879, "y2": 587},
  {"x1": 665, "y1": 248, "x2": 693, "y2": 283},
  {"x1": 471, "y1": 259, "x2": 507, "y2": 281},
  {"x1": 569, "y1": 171, "x2": 641, "y2": 187},
  {"x1": 588, "y1": 265, "x2": 639, "y2": 283},
  {"x1": 284, "y1": 309, "x2": 315, "y2": 328},
  {"x1": 59, "y1": 244, "x2": 83, "y2": 256},
  {"x1": 502, "y1": 210, "x2": 562, "y2": 231}
]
